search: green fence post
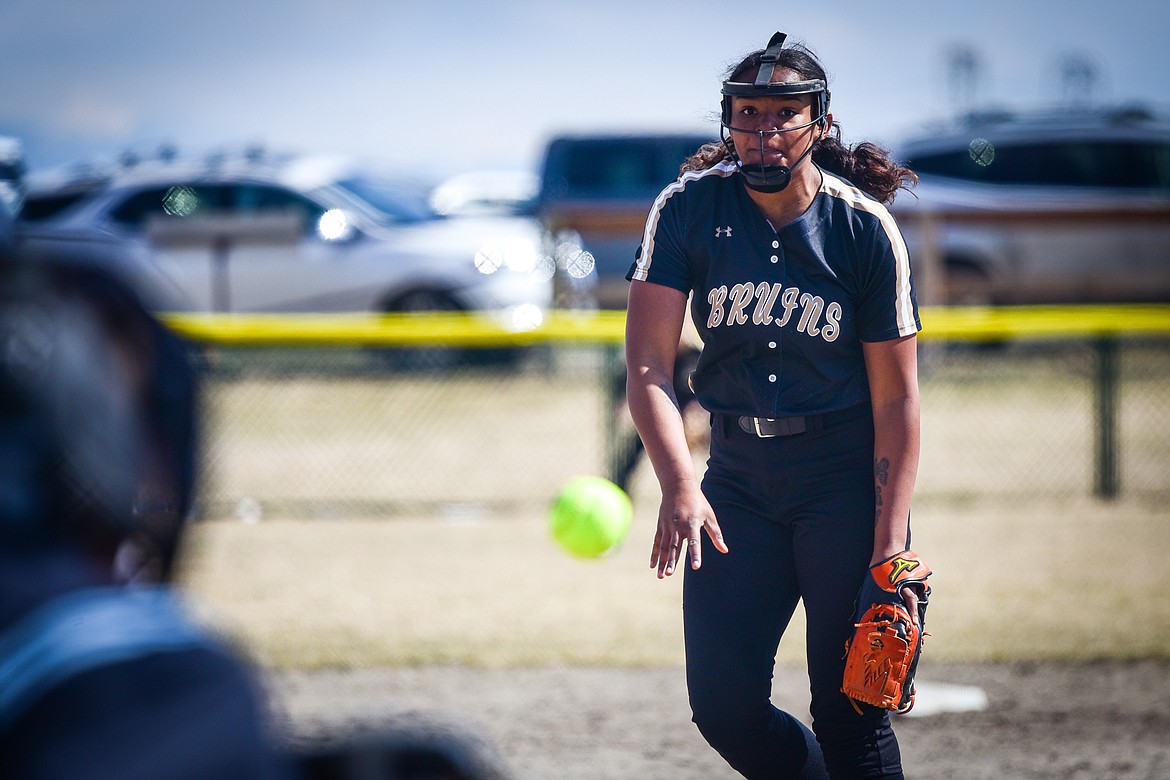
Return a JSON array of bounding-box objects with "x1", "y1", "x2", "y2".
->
[
  {"x1": 604, "y1": 344, "x2": 622, "y2": 484},
  {"x1": 604, "y1": 344, "x2": 641, "y2": 490},
  {"x1": 1094, "y1": 338, "x2": 1119, "y2": 499}
]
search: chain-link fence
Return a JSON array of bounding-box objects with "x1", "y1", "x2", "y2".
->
[
  {"x1": 197, "y1": 345, "x2": 612, "y2": 521},
  {"x1": 191, "y1": 334, "x2": 1170, "y2": 522},
  {"x1": 176, "y1": 314, "x2": 1170, "y2": 672},
  {"x1": 917, "y1": 338, "x2": 1169, "y2": 500}
]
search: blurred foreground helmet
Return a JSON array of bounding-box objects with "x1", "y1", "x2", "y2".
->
[{"x1": 0, "y1": 260, "x2": 198, "y2": 578}]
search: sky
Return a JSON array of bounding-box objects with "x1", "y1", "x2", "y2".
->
[{"x1": 2, "y1": 0, "x2": 1168, "y2": 184}]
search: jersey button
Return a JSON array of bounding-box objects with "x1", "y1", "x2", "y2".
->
[
  {"x1": 772, "y1": 240, "x2": 780, "y2": 248},
  {"x1": 768, "y1": 374, "x2": 777, "y2": 383},
  {"x1": 768, "y1": 341, "x2": 777, "y2": 349},
  {"x1": 770, "y1": 255, "x2": 779, "y2": 263}
]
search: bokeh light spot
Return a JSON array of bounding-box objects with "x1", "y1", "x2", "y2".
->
[
  {"x1": 968, "y1": 137, "x2": 995, "y2": 167},
  {"x1": 317, "y1": 209, "x2": 350, "y2": 241},
  {"x1": 474, "y1": 245, "x2": 505, "y2": 274},
  {"x1": 162, "y1": 186, "x2": 198, "y2": 217}
]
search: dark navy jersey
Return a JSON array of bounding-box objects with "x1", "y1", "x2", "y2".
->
[{"x1": 628, "y1": 161, "x2": 920, "y2": 418}]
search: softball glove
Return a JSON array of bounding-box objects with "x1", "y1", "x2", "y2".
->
[{"x1": 841, "y1": 550, "x2": 932, "y2": 714}]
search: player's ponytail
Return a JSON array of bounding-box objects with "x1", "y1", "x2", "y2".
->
[
  {"x1": 812, "y1": 130, "x2": 918, "y2": 205},
  {"x1": 680, "y1": 142, "x2": 731, "y2": 174}
]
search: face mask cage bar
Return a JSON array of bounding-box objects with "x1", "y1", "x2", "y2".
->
[{"x1": 720, "y1": 80, "x2": 830, "y2": 132}]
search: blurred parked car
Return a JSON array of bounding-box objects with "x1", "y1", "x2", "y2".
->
[
  {"x1": 429, "y1": 170, "x2": 538, "y2": 217},
  {"x1": 891, "y1": 105, "x2": 1170, "y2": 305},
  {"x1": 535, "y1": 132, "x2": 716, "y2": 309},
  {"x1": 0, "y1": 188, "x2": 12, "y2": 257},
  {"x1": 0, "y1": 136, "x2": 21, "y2": 256},
  {"x1": 15, "y1": 150, "x2": 554, "y2": 332},
  {"x1": 0, "y1": 135, "x2": 24, "y2": 231}
]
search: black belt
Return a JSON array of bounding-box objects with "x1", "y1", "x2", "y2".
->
[{"x1": 734, "y1": 404, "x2": 870, "y2": 438}]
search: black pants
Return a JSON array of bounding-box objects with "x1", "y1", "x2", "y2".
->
[{"x1": 683, "y1": 407, "x2": 904, "y2": 779}]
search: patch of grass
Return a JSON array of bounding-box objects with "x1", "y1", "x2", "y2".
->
[{"x1": 177, "y1": 496, "x2": 1170, "y2": 669}]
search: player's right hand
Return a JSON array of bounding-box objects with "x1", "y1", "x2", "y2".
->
[{"x1": 651, "y1": 485, "x2": 727, "y2": 579}]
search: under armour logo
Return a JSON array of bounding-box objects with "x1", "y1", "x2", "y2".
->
[{"x1": 715, "y1": 226, "x2": 733, "y2": 238}]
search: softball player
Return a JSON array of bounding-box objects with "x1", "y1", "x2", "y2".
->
[{"x1": 625, "y1": 32, "x2": 922, "y2": 779}]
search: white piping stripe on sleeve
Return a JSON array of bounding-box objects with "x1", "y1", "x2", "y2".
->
[
  {"x1": 632, "y1": 161, "x2": 737, "y2": 282},
  {"x1": 820, "y1": 173, "x2": 918, "y2": 336}
]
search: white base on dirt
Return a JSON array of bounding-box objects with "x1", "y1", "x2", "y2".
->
[{"x1": 899, "y1": 681, "x2": 990, "y2": 718}]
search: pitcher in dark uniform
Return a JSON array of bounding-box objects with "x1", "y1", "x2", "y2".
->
[{"x1": 625, "y1": 31, "x2": 923, "y2": 779}]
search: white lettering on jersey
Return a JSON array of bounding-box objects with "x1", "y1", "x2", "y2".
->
[
  {"x1": 778, "y1": 287, "x2": 800, "y2": 327},
  {"x1": 797, "y1": 293, "x2": 824, "y2": 336},
  {"x1": 728, "y1": 283, "x2": 755, "y2": 325},
  {"x1": 752, "y1": 283, "x2": 782, "y2": 325},
  {"x1": 707, "y1": 286, "x2": 728, "y2": 328},
  {"x1": 822, "y1": 302, "x2": 842, "y2": 342},
  {"x1": 704, "y1": 283, "x2": 843, "y2": 343}
]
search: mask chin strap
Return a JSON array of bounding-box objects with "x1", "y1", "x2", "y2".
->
[{"x1": 733, "y1": 130, "x2": 819, "y2": 193}]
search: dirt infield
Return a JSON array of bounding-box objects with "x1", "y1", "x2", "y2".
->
[
  {"x1": 179, "y1": 495, "x2": 1170, "y2": 778},
  {"x1": 266, "y1": 660, "x2": 1170, "y2": 780}
]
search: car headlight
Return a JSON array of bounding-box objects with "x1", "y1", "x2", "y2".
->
[{"x1": 317, "y1": 209, "x2": 353, "y2": 241}]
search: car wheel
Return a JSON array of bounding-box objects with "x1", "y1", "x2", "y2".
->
[
  {"x1": 943, "y1": 264, "x2": 1005, "y2": 351},
  {"x1": 373, "y1": 289, "x2": 465, "y2": 372},
  {"x1": 944, "y1": 264, "x2": 995, "y2": 307},
  {"x1": 377, "y1": 289, "x2": 520, "y2": 372}
]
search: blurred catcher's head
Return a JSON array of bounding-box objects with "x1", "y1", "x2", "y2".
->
[
  {"x1": 720, "y1": 31, "x2": 832, "y2": 192},
  {"x1": 0, "y1": 260, "x2": 199, "y2": 579}
]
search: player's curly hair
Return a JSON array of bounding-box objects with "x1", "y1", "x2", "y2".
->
[
  {"x1": 682, "y1": 39, "x2": 917, "y2": 205},
  {"x1": 811, "y1": 132, "x2": 918, "y2": 205}
]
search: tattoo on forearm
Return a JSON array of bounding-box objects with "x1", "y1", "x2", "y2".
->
[{"x1": 874, "y1": 457, "x2": 889, "y2": 523}]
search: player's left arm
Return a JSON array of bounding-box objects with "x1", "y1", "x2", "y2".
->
[{"x1": 862, "y1": 334, "x2": 923, "y2": 614}]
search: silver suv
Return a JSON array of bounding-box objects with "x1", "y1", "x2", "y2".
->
[
  {"x1": 15, "y1": 149, "x2": 553, "y2": 323},
  {"x1": 890, "y1": 105, "x2": 1170, "y2": 305}
]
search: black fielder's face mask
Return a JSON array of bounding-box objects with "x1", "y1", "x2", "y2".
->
[
  {"x1": 720, "y1": 31, "x2": 830, "y2": 193},
  {"x1": 722, "y1": 118, "x2": 825, "y2": 193}
]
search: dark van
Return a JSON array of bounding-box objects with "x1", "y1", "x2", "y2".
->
[{"x1": 536, "y1": 132, "x2": 716, "y2": 309}]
